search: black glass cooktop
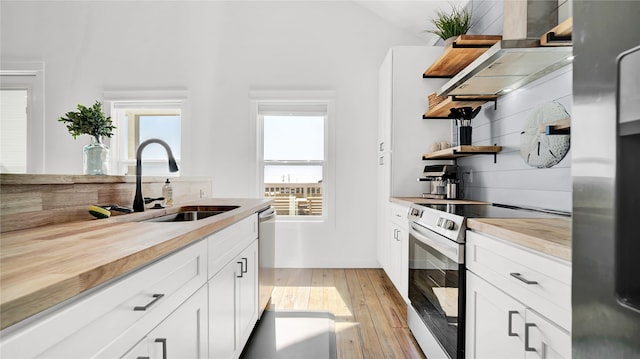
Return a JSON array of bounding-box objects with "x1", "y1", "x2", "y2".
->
[{"x1": 416, "y1": 203, "x2": 570, "y2": 219}]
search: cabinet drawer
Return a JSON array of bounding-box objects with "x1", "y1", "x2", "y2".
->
[
  {"x1": 0, "y1": 240, "x2": 207, "y2": 359},
  {"x1": 389, "y1": 202, "x2": 408, "y2": 227},
  {"x1": 208, "y1": 214, "x2": 258, "y2": 279},
  {"x1": 466, "y1": 231, "x2": 571, "y2": 330}
]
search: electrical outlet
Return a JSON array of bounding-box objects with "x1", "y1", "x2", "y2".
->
[{"x1": 466, "y1": 170, "x2": 473, "y2": 183}]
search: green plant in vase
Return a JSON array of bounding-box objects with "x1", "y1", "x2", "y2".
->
[
  {"x1": 58, "y1": 100, "x2": 116, "y2": 175},
  {"x1": 427, "y1": 2, "x2": 473, "y2": 46}
]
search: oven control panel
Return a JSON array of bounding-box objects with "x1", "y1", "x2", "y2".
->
[{"x1": 436, "y1": 217, "x2": 456, "y2": 230}]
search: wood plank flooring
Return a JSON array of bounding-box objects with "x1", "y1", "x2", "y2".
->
[{"x1": 271, "y1": 268, "x2": 426, "y2": 359}]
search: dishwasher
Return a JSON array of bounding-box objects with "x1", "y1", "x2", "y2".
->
[{"x1": 257, "y1": 205, "x2": 276, "y2": 318}]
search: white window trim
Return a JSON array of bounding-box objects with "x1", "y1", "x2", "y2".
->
[
  {"x1": 103, "y1": 90, "x2": 188, "y2": 176},
  {"x1": 250, "y1": 90, "x2": 336, "y2": 224},
  {"x1": 1, "y1": 62, "x2": 45, "y2": 173}
]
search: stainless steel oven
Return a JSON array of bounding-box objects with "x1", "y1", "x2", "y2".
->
[{"x1": 407, "y1": 206, "x2": 465, "y2": 359}]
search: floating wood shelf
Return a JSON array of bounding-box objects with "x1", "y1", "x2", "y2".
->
[
  {"x1": 541, "y1": 17, "x2": 572, "y2": 46},
  {"x1": 539, "y1": 117, "x2": 570, "y2": 135},
  {"x1": 424, "y1": 95, "x2": 498, "y2": 119},
  {"x1": 423, "y1": 145, "x2": 503, "y2": 163},
  {"x1": 423, "y1": 35, "x2": 502, "y2": 78}
]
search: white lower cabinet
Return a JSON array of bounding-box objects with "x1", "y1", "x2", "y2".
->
[
  {"x1": 122, "y1": 285, "x2": 208, "y2": 359},
  {"x1": 388, "y1": 203, "x2": 409, "y2": 300},
  {"x1": 379, "y1": 202, "x2": 409, "y2": 301},
  {"x1": 466, "y1": 270, "x2": 528, "y2": 359},
  {"x1": 0, "y1": 214, "x2": 261, "y2": 359},
  {"x1": 466, "y1": 231, "x2": 571, "y2": 359},
  {"x1": 209, "y1": 239, "x2": 258, "y2": 359}
]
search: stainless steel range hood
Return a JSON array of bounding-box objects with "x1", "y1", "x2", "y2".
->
[{"x1": 436, "y1": 39, "x2": 573, "y2": 97}]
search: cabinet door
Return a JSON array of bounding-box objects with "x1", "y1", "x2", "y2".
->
[
  {"x1": 376, "y1": 156, "x2": 390, "y2": 270},
  {"x1": 145, "y1": 285, "x2": 208, "y2": 359},
  {"x1": 389, "y1": 222, "x2": 402, "y2": 291},
  {"x1": 209, "y1": 258, "x2": 238, "y2": 359},
  {"x1": 237, "y1": 240, "x2": 259, "y2": 349},
  {"x1": 466, "y1": 271, "x2": 525, "y2": 359},
  {"x1": 524, "y1": 309, "x2": 571, "y2": 359},
  {"x1": 120, "y1": 338, "x2": 149, "y2": 359},
  {"x1": 378, "y1": 50, "x2": 392, "y2": 153}
]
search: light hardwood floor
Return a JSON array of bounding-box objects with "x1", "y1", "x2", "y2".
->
[{"x1": 271, "y1": 268, "x2": 426, "y2": 359}]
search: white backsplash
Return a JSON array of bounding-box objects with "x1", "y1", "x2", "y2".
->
[{"x1": 457, "y1": 0, "x2": 573, "y2": 212}]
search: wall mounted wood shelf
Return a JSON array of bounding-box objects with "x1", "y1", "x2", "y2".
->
[
  {"x1": 424, "y1": 95, "x2": 498, "y2": 119},
  {"x1": 541, "y1": 17, "x2": 572, "y2": 46},
  {"x1": 423, "y1": 35, "x2": 502, "y2": 78},
  {"x1": 423, "y1": 145, "x2": 503, "y2": 163},
  {"x1": 539, "y1": 117, "x2": 570, "y2": 135}
]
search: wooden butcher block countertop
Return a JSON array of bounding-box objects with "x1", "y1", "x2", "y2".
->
[
  {"x1": 0, "y1": 198, "x2": 271, "y2": 330},
  {"x1": 467, "y1": 217, "x2": 572, "y2": 262}
]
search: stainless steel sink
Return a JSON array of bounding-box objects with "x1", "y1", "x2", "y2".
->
[{"x1": 143, "y1": 205, "x2": 239, "y2": 222}]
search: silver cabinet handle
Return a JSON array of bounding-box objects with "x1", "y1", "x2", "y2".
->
[
  {"x1": 155, "y1": 338, "x2": 167, "y2": 359},
  {"x1": 508, "y1": 310, "x2": 519, "y2": 336},
  {"x1": 241, "y1": 257, "x2": 248, "y2": 274},
  {"x1": 134, "y1": 293, "x2": 164, "y2": 311},
  {"x1": 524, "y1": 323, "x2": 537, "y2": 352},
  {"x1": 137, "y1": 357, "x2": 150, "y2": 359},
  {"x1": 237, "y1": 261, "x2": 244, "y2": 278},
  {"x1": 510, "y1": 272, "x2": 538, "y2": 285}
]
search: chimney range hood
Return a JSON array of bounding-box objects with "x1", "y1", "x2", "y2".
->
[{"x1": 436, "y1": 39, "x2": 573, "y2": 97}]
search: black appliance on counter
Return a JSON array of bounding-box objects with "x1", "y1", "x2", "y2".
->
[
  {"x1": 406, "y1": 202, "x2": 568, "y2": 359},
  {"x1": 418, "y1": 165, "x2": 459, "y2": 200}
]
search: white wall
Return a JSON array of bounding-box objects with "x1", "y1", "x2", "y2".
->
[
  {"x1": 458, "y1": 0, "x2": 572, "y2": 212},
  {"x1": 0, "y1": 1, "x2": 427, "y2": 267}
]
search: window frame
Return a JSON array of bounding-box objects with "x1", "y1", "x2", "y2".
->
[
  {"x1": 103, "y1": 90, "x2": 187, "y2": 176},
  {"x1": 251, "y1": 92, "x2": 335, "y2": 223},
  {"x1": 1, "y1": 62, "x2": 45, "y2": 173}
]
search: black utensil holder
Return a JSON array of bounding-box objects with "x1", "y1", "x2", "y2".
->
[{"x1": 459, "y1": 126, "x2": 472, "y2": 146}]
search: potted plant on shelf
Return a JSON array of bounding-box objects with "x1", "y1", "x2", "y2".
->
[
  {"x1": 427, "y1": 2, "x2": 473, "y2": 47},
  {"x1": 58, "y1": 100, "x2": 116, "y2": 175}
]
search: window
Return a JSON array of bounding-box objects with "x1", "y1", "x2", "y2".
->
[
  {"x1": 0, "y1": 89, "x2": 27, "y2": 173},
  {"x1": 0, "y1": 63, "x2": 45, "y2": 173},
  {"x1": 258, "y1": 103, "x2": 328, "y2": 218},
  {"x1": 106, "y1": 93, "x2": 185, "y2": 176}
]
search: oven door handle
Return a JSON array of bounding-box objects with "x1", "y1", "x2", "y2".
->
[{"x1": 409, "y1": 222, "x2": 464, "y2": 264}]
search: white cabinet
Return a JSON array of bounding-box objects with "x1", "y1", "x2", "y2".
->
[
  {"x1": 208, "y1": 215, "x2": 259, "y2": 359},
  {"x1": 466, "y1": 270, "x2": 528, "y2": 359},
  {"x1": 0, "y1": 213, "x2": 261, "y2": 359},
  {"x1": 384, "y1": 202, "x2": 409, "y2": 300},
  {"x1": 0, "y1": 239, "x2": 207, "y2": 359},
  {"x1": 466, "y1": 231, "x2": 571, "y2": 359},
  {"x1": 209, "y1": 240, "x2": 258, "y2": 359},
  {"x1": 377, "y1": 46, "x2": 449, "y2": 198},
  {"x1": 237, "y1": 241, "x2": 259, "y2": 348},
  {"x1": 376, "y1": 46, "x2": 449, "y2": 278},
  {"x1": 122, "y1": 285, "x2": 208, "y2": 359}
]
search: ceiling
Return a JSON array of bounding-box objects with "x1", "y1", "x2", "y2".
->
[{"x1": 353, "y1": 0, "x2": 471, "y2": 44}]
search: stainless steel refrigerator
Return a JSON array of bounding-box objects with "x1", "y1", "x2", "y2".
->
[{"x1": 573, "y1": 1, "x2": 640, "y2": 357}]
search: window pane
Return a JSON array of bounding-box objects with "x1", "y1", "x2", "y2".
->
[
  {"x1": 0, "y1": 89, "x2": 28, "y2": 173},
  {"x1": 264, "y1": 165, "x2": 323, "y2": 216},
  {"x1": 139, "y1": 115, "x2": 181, "y2": 159},
  {"x1": 264, "y1": 164, "x2": 322, "y2": 183},
  {"x1": 264, "y1": 115, "x2": 324, "y2": 161}
]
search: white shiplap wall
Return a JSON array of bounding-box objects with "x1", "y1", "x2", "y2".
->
[{"x1": 457, "y1": 0, "x2": 572, "y2": 212}]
